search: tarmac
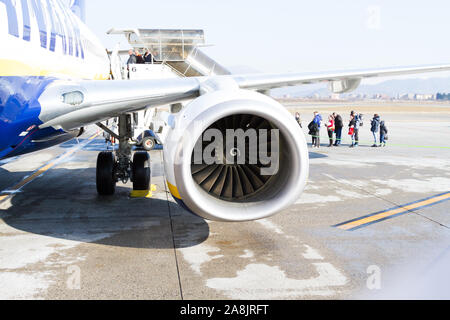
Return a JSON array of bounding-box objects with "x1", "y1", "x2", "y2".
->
[{"x1": 0, "y1": 101, "x2": 449, "y2": 299}]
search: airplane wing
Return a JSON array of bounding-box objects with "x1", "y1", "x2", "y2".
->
[
  {"x1": 39, "y1": 64, "x2": 450, "y2": 131},
  {"x1": 39, "y1": 77, "x2": 202, "y2": 130},
  {"x1": 35, "y1": 63, "x2": 450, "y2": 222},
  {"x1": 232, "y1": 64, "x2": 450, "y2": 91}
]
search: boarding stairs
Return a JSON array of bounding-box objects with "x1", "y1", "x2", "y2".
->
[{"x1": 107, "y1": 28, "x2": 231, "y2": 79}]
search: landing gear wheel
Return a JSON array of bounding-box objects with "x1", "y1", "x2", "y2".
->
[
  {"x1": 96, "y1": 152, "x2": 116, "y2": 195},
  {"x1": 132, "y1": 151, "x2": 151, "y2": 190},
  {"x1": 141, "y1": 136, "x2": 156, "y2": 151}
]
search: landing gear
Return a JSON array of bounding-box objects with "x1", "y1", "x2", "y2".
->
[
  {"x1": 132, "y1": 151, "x2": 151, "y2": 190},
  {"x1": 95, "y1": 114, "x2": 151, "y2": 195},
  {"x1": 96, "y1": 152, "x2": 116, "y2": 195}
]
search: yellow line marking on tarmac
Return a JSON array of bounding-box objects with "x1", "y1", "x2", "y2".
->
[
  {"x1": 0, "y1": 132, "x2": 100, "y2": 203},
  {"x1": 336, "y1": 192, "x2": 450, "y2": 231}
]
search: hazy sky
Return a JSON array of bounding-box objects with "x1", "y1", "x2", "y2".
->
[{"x1": 86, "y1": 0, "x2": 450, "y2": 78}]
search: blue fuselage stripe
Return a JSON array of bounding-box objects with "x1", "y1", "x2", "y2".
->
[
  {"x1": 21, "y1": 0, "x2": 31, "y2": 41},
  {"x1": 0, "y1": 76, "x2": 67, "y2": 159},
  {"x1": 0, "y1": 0, "x2": 84, "y2": 59}
]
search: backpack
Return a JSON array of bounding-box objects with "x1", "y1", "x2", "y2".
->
[
  {"x1": 308, "y1": 121, "x2": 318, "y2": 135},
  {"x1": 358, "y1": 114, "x2": 364, "y2": 127},
  {"x1": 371, "y1": 118, "x2": 379, "y2": 132}
]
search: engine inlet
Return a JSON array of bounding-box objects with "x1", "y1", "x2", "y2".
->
[{"x1": 191, "y1": 114, "x2": 280, "y2": 201}]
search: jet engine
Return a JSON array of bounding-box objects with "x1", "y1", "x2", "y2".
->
[{"x1": 163, "y1": 89, "x2": 309, "y2": 221}]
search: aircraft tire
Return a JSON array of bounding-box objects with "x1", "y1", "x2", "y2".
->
[
  {"x1": 132, "y1": 151, "x2": 151, "y2": 191},
  {"x1": 96, "y1": 152, "x2": 116, "y2": 195}
]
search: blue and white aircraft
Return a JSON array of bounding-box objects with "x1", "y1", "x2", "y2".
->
[{"x1": 1, "y1": 0, "x2": 450, "y2": 221}]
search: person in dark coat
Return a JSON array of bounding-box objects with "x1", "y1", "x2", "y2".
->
[
  {"x1": 126, "y1": 49, "x2": 137, "y2": 79},
  {"x1": 370, "y1": 114, "x2": 381, "y2": 147},
  {"x1": 308, "y1": 119, "x2": 319, "y2": 148},
  {"x1": 144, "y1": 50, "x2": 153, "y2": 63},
  {"x1": 352, "y1": 111, "x2": 361, "y2": 147},
  {"x1": 126, "y1": 49, "x2": 137, "y2": 66},
  {"x1": 332, "y1": 112, "x2": 343, "y2": 146},
  {"x1": 135, "y1": 49, "x2": 145, "y2": 64},
  {"x1": 348, "y1": 114, "x2": 357, "y2": 147},
  {"x1": 379, "y1": 120, "x2": 388, "y2": 147}
]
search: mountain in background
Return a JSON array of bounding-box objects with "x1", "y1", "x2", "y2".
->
[
  {"x1": 270, "y1": 77, "x2": 450, "y2": 98},
  {"x1": 227, "y1": 65, "x2": 450, "y2": 98}
]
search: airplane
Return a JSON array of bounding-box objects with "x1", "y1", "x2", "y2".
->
[{"x1": 1, "y1": 0, "x2": 450, "y2": 222}]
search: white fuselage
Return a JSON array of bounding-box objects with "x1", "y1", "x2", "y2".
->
[{"x1": 0, "y1": 0, "x2": 110, "y2": 80}]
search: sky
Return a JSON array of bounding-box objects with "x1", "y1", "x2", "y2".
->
[{"x1": 86, "y1": 0, "x2": 450, "y2": 80}]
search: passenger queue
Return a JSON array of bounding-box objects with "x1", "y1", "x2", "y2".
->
[{"x1": 302, "y1": 111, "x2": 389, "y2": 148}]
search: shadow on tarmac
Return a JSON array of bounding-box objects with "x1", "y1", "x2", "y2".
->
[
  {"x1": 308, "y1": 152, "x2": 328, "y2": 159},
  {"x1": 0, "y1": 166, "x2": 210, "y2": 249}
]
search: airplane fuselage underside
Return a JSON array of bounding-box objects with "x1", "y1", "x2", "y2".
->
[{"x1": 0, "y1": 76, "x2": 73, "y2": 159}]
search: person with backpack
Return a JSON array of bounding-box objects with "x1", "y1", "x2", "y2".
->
[
  {"x1": 353, "y1": 111, "x2": 362, "y2": 147},
  {"x1": 379, "y1": 120, "x2": 388, "y2": 147},
  {"x1": 370, "y1": 114, "x2": 381, "y2": 147},
  {"x1": 326, "y1": 114, "x2": 335, "y2": 147},
  {"x1": 308, "y1": 111, "x2": 322, "y2": 148},
  {"x1": 308, "y1": 118, "x2": 319, "y2": 148},
  {"x1": 332, "y1": 112, "x2": 343, "y2": 146}
]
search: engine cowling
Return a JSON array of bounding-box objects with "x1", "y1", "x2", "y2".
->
[{"x1": 163, "y1": 89, "x2": 309, "y2": 221}]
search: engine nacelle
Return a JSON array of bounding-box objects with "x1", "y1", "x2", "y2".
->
[
  {"x1": 328, "y1": 78, "x2": 361, "y2": 94},
  {"x1": 163, "y1": 89, "x2": 309, "y2": 221}
]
